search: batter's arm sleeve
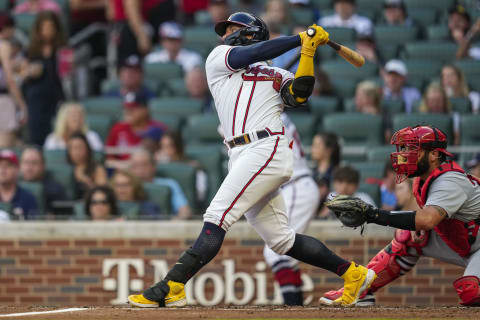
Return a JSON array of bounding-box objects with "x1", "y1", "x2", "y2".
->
[{"x1": 227, "y1": 35, "x2": 301, "y2": 70}]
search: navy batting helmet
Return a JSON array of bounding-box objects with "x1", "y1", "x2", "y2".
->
[{"x1": 214, "y1": 12, "x2": 269, "y2": 46}]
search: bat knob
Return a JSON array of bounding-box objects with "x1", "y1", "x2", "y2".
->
[{"x1": 307, "y1": 27, "x2": 316, "y2": 37}]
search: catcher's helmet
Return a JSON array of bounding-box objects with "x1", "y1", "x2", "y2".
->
[
  {"x1": 390, "y1": 125, "x2": 453, "y2": 183},
  {"x1": 214, "y1": 12, "x2": 269, "y2": 46}
]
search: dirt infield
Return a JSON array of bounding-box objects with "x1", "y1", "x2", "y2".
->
[{"x1": 0, "y1": 305, "x2": 478, "y2": 320}]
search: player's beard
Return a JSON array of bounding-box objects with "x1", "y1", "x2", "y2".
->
[{"x1": 409, "y1": 151, "x2": 430, "y2": 178}]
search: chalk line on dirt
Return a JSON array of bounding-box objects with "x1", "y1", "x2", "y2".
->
[{"x1": 0, "y1": 307, "x2": 90, "y2": 317}]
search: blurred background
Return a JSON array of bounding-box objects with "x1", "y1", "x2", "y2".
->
[{"x1": 0, "y1": 0, "x2": 479, "y2": 222}]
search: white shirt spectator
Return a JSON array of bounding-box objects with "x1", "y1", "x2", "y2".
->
[
  {"x1": 318, "y1": 13, "x2": 373, "y2": 37},
  {"x1": 44, "y1": 131, "x2": 104, "y2": 151},
  {"x1": 145, "y1": 48, "x2": 203, "y2": 74}
]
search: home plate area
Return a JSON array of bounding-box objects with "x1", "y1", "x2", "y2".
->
[{"x1": 0, "y1": 305, "x2": 477, "y2": 320}]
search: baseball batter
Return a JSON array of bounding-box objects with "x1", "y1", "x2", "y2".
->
[
  {"x1": 128, "y1": 12, "x2": 376, "y2": 308},
  {"x1": 263, "y1": 113, "x2": 320, "y2": 305},
  {"x1": 322, "y1": 125, "x2": 480, "y2": 306}
]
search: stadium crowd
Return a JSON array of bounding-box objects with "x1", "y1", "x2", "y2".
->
[{"x1": 0, "y1": 0, "x2": 479, "y2": 221}]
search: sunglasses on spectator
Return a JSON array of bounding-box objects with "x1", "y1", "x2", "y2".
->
[{"x1": 91, "y1": 199, "x2": 109, "y2": 205}]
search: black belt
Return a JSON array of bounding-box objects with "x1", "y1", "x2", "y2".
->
[{"x1": 227, "y1": 129, "x2": 271, "y2": 148}]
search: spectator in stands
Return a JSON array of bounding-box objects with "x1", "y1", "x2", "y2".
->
[
  {"x1": 84, "y1": 185, "x2": 120, "y2": 221},
  {"x1": 23, "y1": 11, "x2": 65, "y2": 146},
  {"x1": 67, "y1": 132, "x2": 107, "y2": 199},
  {"x1": 448, "y1": 4, "x2": 471, "y2": 46},
  {"x1": 270, "y1": 24, "x2": 304, "y2": 73},
  {"x1": 106, "y1": 91, "x2": 167, "y2": 160},
  {"x1": 206, "y1": 0, "x2": 230, "y2": 25},
  {"x1": 145, "y1": 21, "x2": 203, "y2": 74},
  {"x1": 380, "y1": 160, "x2": 396, "y2": 211},
  {"x1": 355, "y1": 35, "x2": 381, "y2": 64},
  {"x1": 382, "y1": 59, "x2": 421, "y2": 114},
  {"x1": 318, "y1": 0, "x2": 373, "y2": 37},
  {"x1": 262, "y1": 0, "x2": 289, "y2": 26},
  {"x1": 0, "y1": 149, "x2": 38, "y2": 219},
  {"x1": 394, "y1": 178, "x2": 419, "y2": 211},
  {"x1": 467, "y1": 154, "x2": 480, "y2": 178},
  {"x1": 44, "y1": 102, "x2": 104, "y2": 151},
  {"x1": 110, "y1": 169, "x2": 161, "y2": 217},
  {"x1": 419, "y1": 82, "x2": 460, "y2": 145},
  {"x1": 105, "y1": 55, "x2": 156, "y2": 100},
  {"x1": 381, "y1": 0, "x2": 413, "y2": 26},
  {"x1": 20, "y1": 146, "x2": 66, "y2": 215},
  {"x1": 180, "y1": 0, "x2": 208, "y2": 24},
  {"x1": 13, "y1": 0, "x2": 61, "y2": 14},
  {"x1": 185, "y1": 67, "x2": 211, "y2": 111},
  {"x1": 331, "y1": 165, "x2": 376, "y2": 206},
  {"x1": 355, "y1": 80, "x2": 382, "y2": 115},
  {"x1": 130, "y1": 148, "x2": 192, "y2": 219},
  {"x1": 0, "y1": 13, "x2": 28, "y2": 147},
  {"x1": 157, "y1": 131, "x2": 208, "y2": 202},
  {"x1": 457, "y1": 18, "x2": 480, "y2": 60},
  {"x1": 107, "y1": 0, "x2": 175, "y2": 63},
  {"x1": 441, "y1": 64, "x2": 480, "y2": 113}
]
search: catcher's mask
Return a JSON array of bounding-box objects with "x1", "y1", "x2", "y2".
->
[
  {"x1": 390, "y1": 125, "x2": 453, "y2": 183},
  {"x1": 214, "y1": 12, "x2": 269, "y2": 46}
]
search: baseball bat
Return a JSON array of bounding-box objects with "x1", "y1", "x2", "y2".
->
[{"x1": 307, "y1": 27, "x2": 365, "y2": 68}]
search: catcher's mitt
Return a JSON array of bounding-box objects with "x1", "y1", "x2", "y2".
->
[{"x1": 325, "y1": 195, "x2": 375, "y2": 228}]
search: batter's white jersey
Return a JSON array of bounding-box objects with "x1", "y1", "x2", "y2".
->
[{"x1": 206, "y1": 45, "x2": 294, "y2": 141}]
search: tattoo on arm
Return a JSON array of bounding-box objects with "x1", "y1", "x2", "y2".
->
[{"x1": 429, "y1": 205, "x2": 447, "y2": 219}]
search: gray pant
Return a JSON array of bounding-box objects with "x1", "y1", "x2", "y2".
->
[{"x1": 408, "y1": 231, "x2": 480, "y2": 277}]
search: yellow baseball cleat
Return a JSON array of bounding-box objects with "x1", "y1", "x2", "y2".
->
[
  {"x1": 128, "y1": 294, "x2": 159, "y2": 308},
  {"x1": 128, "y1": 280, "x2": 186, "y2": 308},
  {"x1": 164, "y1": 281, "x2": 187, "y2": 307},
  {"x1": 340, "y1": 262, "x2": 376, "y2": 307}
]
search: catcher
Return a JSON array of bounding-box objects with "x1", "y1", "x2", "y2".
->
[{"x1": 321, "y1": 125, "x2": 480, "y2": 307}]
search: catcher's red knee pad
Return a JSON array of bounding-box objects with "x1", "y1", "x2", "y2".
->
[
  {"x1": 453, "y1": 276, "x2": 480, "y2": 306},
  {"x1": 395, "y1": 229, "x2": 429, "y2": 255}
]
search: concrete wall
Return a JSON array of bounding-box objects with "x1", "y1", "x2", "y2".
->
[{"x1": 0, "y1": 221, "x2": 462, "y2": 306}]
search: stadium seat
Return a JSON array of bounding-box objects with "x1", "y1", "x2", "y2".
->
[
  {"x1": 367, "y1": 145, "x2": 395, "y2": 162},
  {"x1": 0, "y1": 0, "x2": 8, "y2": 10},
  {"x1": 322, "y1": 60, "x2": 378, "y2": 81},
  {"x1": 449, "y1": 97, "x2": 472, "y2": 114},
  {"x1": 73, "y1": 202, "x2": 87, "y2": 220},
  {"x1": 392, "y1": 113, "x2": 453, "y2": 144},
  {"x1": 0, "y1": 202, "x2": 11, "y2": 216},
  {"x1": 427, "y1": 25, "x2": 450, "y2": 41},
  {"x1": 143, "y1": 62, "x2": 183, "y2": 84},
  {"x1": 157, "y1": 162, "x2": 197, "y2": 209},
  {"x1": 117, "y1": 202, "x2": 141, "y2": 220},
  {"x1": 460, "y1": 115, "x2": 480, "y2": 145},
  {"x1": 343, "y1": 98, "x2": 355, "y2": 112},
  {"x1": 183, "y1": 27, "x2": 219, "y2": 54},
  {"x1": 468, "y1": 75, "x2": 480, "y2": 92},
  {"x1": 357, "y1": 0, "x2": 384, "y2": 13},
  {"x1": 403, "y1": 42, "x2": 458, "y2": 63},
  {"x1": 454, "y1": 59, "x2": 480, "y2": 78},
  {"x1": 323, "y1": 27, "x2": 356, "y2": 43},
  {"x1": 358, "y1": 183, "x2": 380, "y2": 207},
  {"x1": 186, "y1": 145, "x2": 224, "y2": 203},
  {"x1": 409, "y1": 9, "x2": 437, "y2": 29},
  {"x1": 374, "y1": 26, "x2": 418, "y2": 46},
  {"x1": 143, "y1": 183, "x2": 172, "y2": 214},
  {"x1": 311, "y1": 0, "x2": 332, "y2": 9},
  {"x1": 377, "y1": 44, "x2": 399, "y2": 62},
  {"x1": 322, "y1": 113, "x2": 384, "y2": 146},
  {"x1": 290, "y1": 8, "x2": 315, "y2": 26},
  {"x1": 166, "y1": 78, "x2": 189, "y2": 97},
  {"x1": 82, "y1": 97, "x2": 123, "y2": 120},
  {"x1": 46, "y1": 165, "x2": 75, "y2": 200},
  {"x1": 287, "y1": 113, "x2": 315, "y2": 145},
  {"x1": 330, "y1": 78, "x2": 357, "y2": 97},
  {"x1": 150, "y1": 114, "x2": 182, "y2": 132},
  {"x1": 100, "y1": 78, "x2": 159, "y2": 96},
  {"x1": 404, "y1": 59, "x2": 442, "y2": 82},
  {"x1": 86, "y1": 114, "x2": 113, "y2": 141},
  {"x1": 19, "y1": 181, "x2": 45, "y2": 214},
  {"x1": 309, "y1": 96, "x2": 340, "y2": 121},
  {"x1": 381, "y1": 99, "x2": 405, "y2": 114},
  {"x1": 351, "y1": 161, "x2": 385, "y2": 180},
  {"x1": 15, "y1": 13, "x2": 37, "y2": 35},
  {"x1": 183, "y1": 114, "x2": 221, "y2": 145},
  {"x1": 44, "y1": 150, "x2": 67, "y2": 166},
  {"x1": 404, "y1": 0, "x2": 455, "y2": 11},
  {"x1": 149, "y1": 97, "x2": 203, "y2": 117}
]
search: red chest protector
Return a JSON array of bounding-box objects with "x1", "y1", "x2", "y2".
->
[{"x1": 413, "y1": 161, "x2": 480, "y2": 257}]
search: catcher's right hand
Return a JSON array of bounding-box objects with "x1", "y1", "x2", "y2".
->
[
  {"x1": 325, "y1": 195, "x2": 376, "y2": 228},
  {"x1": 299, "y1": 24, "x2": 329, "y2": 57}
]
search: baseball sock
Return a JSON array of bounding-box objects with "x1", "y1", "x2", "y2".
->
[
  {"x1": 143, "y1": 222, "x2": 225, "y2": 303},
  {"x1": 285, "y1": 233, "x2": 350, "y2": 276},
  {"x1": 272, "y1": 259, "x2": 303, "y2": 306}
]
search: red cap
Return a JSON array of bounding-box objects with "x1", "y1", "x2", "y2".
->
[{"x1": 0, "y1": 149, "x2": 18, "y2": 166}]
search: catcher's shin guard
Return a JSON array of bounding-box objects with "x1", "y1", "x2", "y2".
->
[{"x1": 454, "y1": 276, "x2": 480, "y2": 306}]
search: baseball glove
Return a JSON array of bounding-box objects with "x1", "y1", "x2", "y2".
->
[{"x1": 325, "y1": 195, "x2": 374, "y2": 228}]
